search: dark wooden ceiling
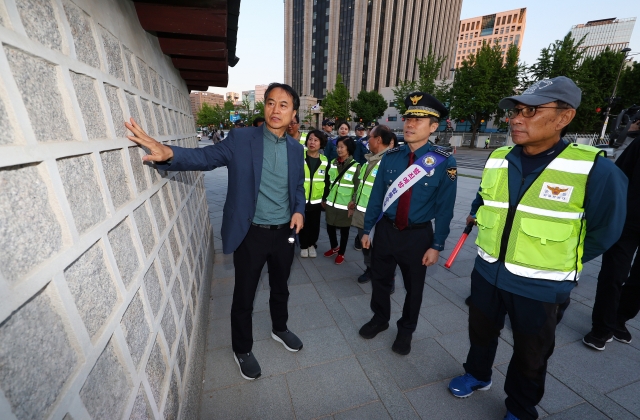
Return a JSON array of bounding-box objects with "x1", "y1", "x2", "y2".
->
[{"x1": 133, "y1": 0, "x2": 240, "y2": 91}]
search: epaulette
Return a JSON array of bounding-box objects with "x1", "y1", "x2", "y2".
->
[
  {"x1": 432, "y1": 146, "x2": 452, "y2": 158},
  {"x1": 386, "y1": 147, "x2": 401, "y2": 154}
]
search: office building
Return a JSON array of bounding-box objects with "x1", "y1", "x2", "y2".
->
[
  {"x1": 284, "y1": 0, "x2": 463, "y2": 100},
  {"x1": 570, "y1": 17, "x2": 636, "y2": 59},
  {"x1": 189, "y1": 91, "x2": 225, "y2": 115},
  {"x1": 242, "y1": 90, "x2": 255, "y2": 110},
  {"x1": 254, "y1": 84, "x2": 268, "y2": 103},
  {"x1": 455, "y1": 8, "x2": 527, "y2": 68}
]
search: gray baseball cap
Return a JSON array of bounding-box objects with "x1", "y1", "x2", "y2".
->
[{"x1": 499, "y1": 76, "x2": 582, "y2": 109}]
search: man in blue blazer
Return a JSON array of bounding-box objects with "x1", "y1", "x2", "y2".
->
[{"x1": 125, "y1": 83, "x2": 306, "y2": 381}]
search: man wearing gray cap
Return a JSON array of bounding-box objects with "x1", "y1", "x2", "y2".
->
[{"x1": 448, "y1": 76, "x2": 628, "y2": 420}]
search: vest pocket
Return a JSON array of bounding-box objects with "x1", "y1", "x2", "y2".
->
[
  {"x1": 479, "y1": 170, "x2": 499, "y2": 199},
  {"x1": 475, "y1": 207, "x2": 501, "y2": 255},
  {"x1": 513, "y1": 218, "x2": 576, "y2": 270}
]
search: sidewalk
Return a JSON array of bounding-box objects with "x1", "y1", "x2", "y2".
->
[{"x1": 198, "y1": 167, "x2": 640, "y2": 420}]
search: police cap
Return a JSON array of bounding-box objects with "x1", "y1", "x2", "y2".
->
[{"x1": 403, "y1": 92, "x2": 448, "y2": 119}]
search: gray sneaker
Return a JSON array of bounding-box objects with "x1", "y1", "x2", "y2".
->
[
  {"x1": 271, "y1": 329, "x2": 303, "y2": 352},
  {"x1": 234, "y1": 351, "x2": 261, "y2": 380}
]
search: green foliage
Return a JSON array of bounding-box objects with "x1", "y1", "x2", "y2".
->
[
  {"x1": 529, "y1": 33, "x2": 585, "y2": 83},
  {"x1": 350, "y1": 90, "x2": 388, "y2": 125},
  {"x1": 321, "y1": 74, "x2": 351, "y2": 120},
  {"x1": 449, "y1": 43, "x2": 520, "y2": 147},
  {"x1": 393, "y1": 47, "x2": 448, "y2": 114},
  {"x1": 223, "y1": 100, "x2": 235, "y2": 112},
  {"x1": 618, "y1": 61, "x2": 640, "y2": 110},
  {"x1": 196, "y1": 103, "x2": 226, "y2": 128}
]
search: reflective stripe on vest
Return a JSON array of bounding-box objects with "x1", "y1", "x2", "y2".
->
[
  {"x1": 304, "y1": 152, "x2": 328, "y2": 204},
  {"x1": 326, "y1": 159, "x2": 358, "y2": 210},
  {"x1": 354, "y1": 160, "x2": 380, "y2": 212},
  {"x1": 475, "y1": 143, "x2": 600, "y2": 281}
]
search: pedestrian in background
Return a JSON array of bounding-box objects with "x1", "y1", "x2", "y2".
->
[
  {"x1": 321, "y1": 118, "x2": 336, "y2": 156},
  {"x1": 349, "y1": 124, "x2": 394, "y2": 285},
  {"x1": 585, "y1": 119, "x2": 640, "y2": 350},
  {"x1": 287, "y1": 113, "x2": 303, "y2": 144},
  {"x1": 123, "y1": 82, "x2": 307, "y2": 381},
  {"x1": 323, "y1": 136, "x2": 360, "y2": 264},
  {"x1": 325, "y1": 121, "x2": 350, "y2": 162},
  {"x1": 299, "y1": 130, "x2": 328, "y2": 258},
  {"x1": 449, "y1": 77, "x2": 627, "y2": 420}
]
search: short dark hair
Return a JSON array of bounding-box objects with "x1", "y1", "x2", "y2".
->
[
  {"x1": 306, "y1": 129, "x2": 327, "y2": 148},
  {"x1": 252, "y1": 117, "x2": 265, "y2": 127},
  {"x1": 372, "y1": 125, "x2": 393, "y2": 146},
  {"x1": 389, "y1": 132, "x2": 398, "y2": 148},
  {"x1": 264, "y1": 83, "x2": 300, "y2": 111},
  {"x1": 292, "y1": 113, "x2": 300, "y2": 124},
  {"x1": 336, "y1": 136, "x2": 356, "y2": 156}
]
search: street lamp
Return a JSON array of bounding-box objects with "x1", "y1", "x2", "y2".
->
[{"x1": 599, "y1": 47, "x2": 632, "y2": 142}]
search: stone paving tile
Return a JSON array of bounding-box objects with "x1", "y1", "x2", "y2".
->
[
  {"x1": 606, "y1": 380, "x2": 640, "y2": 417},
  {"x1": 542, "y1": 402, "x2": 609, "y2": 419},
  {"x1": 326, "y1": 276, "x2": 367, "y2": 299},
  {"x1": 339, "y1": 293, "x2": 401, "y2": 323},
  {"x1": 420, "y1": 302, "x2": 469, "y2": 334},
  {"x1": 286, "y1": 357, "x2": 378, "y2": 420},
  {"x1": 375, "y1": 338, "x2": 461, "y2": 391},
  {"x1": 436, "y1": 329, "x2": 513, "y2": 366},
  {"x1": 200, "y1": 375, "x2": 295, "y2": 420},
  {"x1": 295, "y1": 325, "x2": 353, "y2": 368},
  {"x1": 286, "y1": 301, "x2": 336, "y2": 333},
  {"x1": 333, "y1": 401, "x2": 391, "y2": 419}
]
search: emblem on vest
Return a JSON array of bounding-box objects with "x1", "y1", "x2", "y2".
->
[
  {"x1": 318, "y1": 170, "x2": 325, "y2": 175},
  {"x1": 344, "y1": 173, "x2": 354, "y2": 181},
  {"x1": 539, "y1": 182, "x2": 573, "y2": 203}
]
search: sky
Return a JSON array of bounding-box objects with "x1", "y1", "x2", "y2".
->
[{"x1": 207, "y1": 0, "x2": 639, "y2": 96}]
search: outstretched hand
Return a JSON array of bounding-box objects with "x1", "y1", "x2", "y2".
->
[{"x1": 125, "y1": 118, "x2": 173, "y2": 162}]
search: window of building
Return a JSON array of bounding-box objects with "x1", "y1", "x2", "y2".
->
[
  {"x1": 475, "y1": 32, "x2": 478, "y2": 37},
  {"x1": 323, "y1": 75, "x2": 326, "y2": 82},
  {"x1": 466, "y1": 22, "x2": 470, "y2": 31},
  {"x1": 471, "y1": 22, "x2": 475, "y2": 30},
  {"x1": 469, "y1": 33, "x2": 473, "y2": 39},
  {"x1": 459, "y1": 43, "x2": 462, "y2": 48},
  {"x1": 312, "y1": 64, "x2": 315, "y2": 71},
  {"x1": 460, "y1": 34, "x2": 463, "y2": 40},
  {"x1": 463, "y1": 42, "x2": 467, "y2": 47},
  {"x1": 512, "y1": 26, "x2": 515, "y2": 31},
  {"x1": 325, "y1": 22, "x2": 329, "y2": 29},
  {"x1": 517, "y1": 26, "x2": 521, "y2": 31},
  {"x1": 473, "y1": 41, "x2": 477, "y2": 46},
  {"x1": 311, "y1": 77, "x2": 315, "y2": 83},
  {"x1": 324, "y1": 62, "x2": 327, "y2": 69},
  {"x1": 507, "y1": 15, "x2": 512, "y2": 24},
  {"x1": 500, "y1": 28, "x2": 504, "y2": 34},
  {"x1": 325, "y1": 36, "x2": 328, "y2": 43},
  {"x1": 509, "y1": 36, "x2": 513, "y2": 42},
  {"x1": 472, "y1": 48, "x2": 475, "y2": 52},
  {"x1": 505, "y1": 27, "x2": 509, "y2": 34},
  {"x1": 494, "y1": 29, "x2": 499, "y2": 34},
  {"x1": 324, "y1": 49, "x2": 327, "y2": 56},
  {"x1": 313, "y1": 39, "x2": 316, "y2": 46},
  {"x1": 326, "y1": 7, "x2": 330, "y2": 14},
  {"x1": 388, "y1": 116, "x2": 397, "y2": 121},
  {"x1": 313, "y1": 25, "x2": 316, "y2": 33},
  {"x1": 465, "y1": 34, "x2": 468, "y2": 40}
]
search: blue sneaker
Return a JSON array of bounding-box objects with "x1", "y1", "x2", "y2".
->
[
  {"x1": 504, "y1": 410, "x2": 520, "y2": 420},
  {"x1": 448, "y1": 373, "x2": 492, "y2": 398}
]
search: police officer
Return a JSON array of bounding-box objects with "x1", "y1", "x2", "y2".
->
[
  {"x1": 359, "y1": 92, "x2": 457, "y2": 355},
  {"x1": 447, "y1": 77, "x2": 627, "y2": 420},
  {"x1": 321, "y1": 118, "x2": 336, "y2": 157},
  {"x1": 349, "y1": 124, "x2": 394, "y2": 283},
  {"x1": 353, "y1": 124, "x2": 369, "y2": 165}
]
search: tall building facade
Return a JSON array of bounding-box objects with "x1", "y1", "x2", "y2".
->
[
  {"x1": 255, "y1": 84, "x2": 269, "y2": 103},
  {"x1": 570, "y1": 17, "x2": 636, "y2": 59},
  {"x1": 454, "y1": 8, "x2": 527, "y2": 68},
  {"x1": 190, "y1": 91, "x2": 225, "y2": 115},
  {"x1": 242, "y1": 90, "x2": 256, "y2": 109},
  {"x1": 284, "y1": 0, "x2": 463, "y2": 100}
]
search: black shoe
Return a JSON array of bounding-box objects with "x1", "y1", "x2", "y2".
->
[
  {"x1": 465, "y1": 296, "x2": 471, "y2": 306},
  {"x1": 271, "y1": 329, "x2": 303, "y2": 352},
  {"x1": 613, "y1": 324, "x2": 633, "y2": 344},
  {"x1": 234, "y1": 351, "x2": 261, "y2": 380},
  {"x1": 358, "y1": 268, "x2": 371, "y2": 284},
  {"x1": 354, "y1": 234, "x2": 362, "y2": 251},
  {"x1": 359, "y1": 319, "x2": 389, "y2": 339},
  {"x1": 582, "y1": 331, "x2": 613, "y2": 351},
  {"x1": 392, "y1": 333, "x2": 412, "y2": 355}
]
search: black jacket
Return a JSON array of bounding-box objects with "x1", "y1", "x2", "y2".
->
[{"x1": 615, "y1": 137, "x2": 640, "y2": 229}]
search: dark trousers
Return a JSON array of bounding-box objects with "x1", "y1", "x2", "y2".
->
[
  {"x1": 231, "y1": 225, "x2": 294, "y2": 353},
  {"x1": 327, "y1": 224, "x2": 350, "y2": 255},
  {"x1": 299, "y1": 206, "x2": 322, "y2": 249},
  {"x1": 370, "y1": 217, "x2": 432, "y2": 335},
  {"x1": 465, "y1": 269, "x2": 561, "y2": 420},
  {"x1": 592, "y1": 227, "x2": 640, "y2": 335}
]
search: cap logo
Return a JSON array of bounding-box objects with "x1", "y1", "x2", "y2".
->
[
  {"x1": 410, "y1": 95, "x2": 423, "y2": 105},
  {"x1": 523, "y1": 80, "x2": 553, "y2": 95}
]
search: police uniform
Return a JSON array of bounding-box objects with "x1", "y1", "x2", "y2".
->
[
  {"x1": 359, "y1": 93, "x2": 457, "y2": 354},
  {"x1": 448, "y1": 76, "x2": 628, "y2": 420},
  {"x1": 321, "y1": 119, "x2": 337, "y2": 161},
  {"x1": 353, "y1": 124, "x2": 370, "y2": 164}
]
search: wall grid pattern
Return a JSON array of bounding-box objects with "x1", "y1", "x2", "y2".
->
[{"x1": 0, "y1": 0, "x2": 214, "y2": 419}]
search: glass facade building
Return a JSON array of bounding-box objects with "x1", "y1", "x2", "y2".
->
[{"x1": 570, "y1": 17, "x2": 636, "y2": 60}]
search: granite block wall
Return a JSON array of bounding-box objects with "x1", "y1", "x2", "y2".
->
[{"x1": 0, "y1": 0, "x2": 214, "y2": 419}]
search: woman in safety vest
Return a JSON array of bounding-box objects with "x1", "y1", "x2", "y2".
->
[
  {"x1": 299, "y1": 130, "x2": 328, "y2": 257},
  {"x1": 322, "y1": 136, "x2": 360, "y2": 264}
]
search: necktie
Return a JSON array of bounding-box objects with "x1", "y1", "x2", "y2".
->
[{"x1": 394, "y1": 152, "x2": 415, "y2": 231}]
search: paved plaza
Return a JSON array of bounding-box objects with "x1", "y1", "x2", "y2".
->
[{"x1": 197, "y1": 145, "x2": 640, "y2": 419}]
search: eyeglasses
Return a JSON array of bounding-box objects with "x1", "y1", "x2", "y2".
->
[{"x1": 506, "y1": 106, "x2": 562, "y2": 119}]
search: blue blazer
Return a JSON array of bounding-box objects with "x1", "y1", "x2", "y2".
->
[{"x1": 157, "y1": 126, "x2": 306, "y2": 254}]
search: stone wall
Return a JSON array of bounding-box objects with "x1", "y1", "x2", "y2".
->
[{"x1": 0, "y1": 0, "x2": 214, "y2": 419}]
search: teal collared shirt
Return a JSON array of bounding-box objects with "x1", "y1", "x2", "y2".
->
[{"x1": 253, "y1": 125, "x2": 290, "y2": 224}]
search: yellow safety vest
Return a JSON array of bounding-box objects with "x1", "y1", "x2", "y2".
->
[
  {"x1": 304, "y1": 152, "x2": 328, "y2": 204},
  {"x1": 354, "y1": 161, "x2": 381, "y2": 212},
  {"x1": 326, "y1": 159, "x2": 358, "y2": 210},
  {"x1": 476, "y1": 143, "x2": 601, "y2": 281}
]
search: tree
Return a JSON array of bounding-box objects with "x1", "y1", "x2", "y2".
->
[
  {"x1": 223, "y1": 100, "x2": 235, "y2": 112},
  {"x1": 528, "y1": 33, "x2": 585, "y2": 82},
  {"x1": 618, "y1": 61, "x2": 640, "y2": 109},
  {"x1": 321, "y1": 74, "x2": 351, "y2": 120},
  {"x1": 350, "y1": 90, "x2": 388, "y2": 125},
  {"x1": 449, "y1": 43, "x2": 520, "y2": 147},
  {"x1": 392, "y1": 47, "x2": 447, "y2": 114},
  {"x1": 196, "y1": 103, "x2": 226, "y2": 128}
]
